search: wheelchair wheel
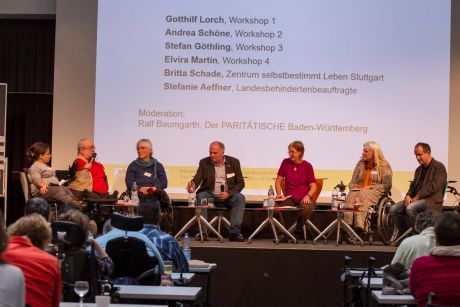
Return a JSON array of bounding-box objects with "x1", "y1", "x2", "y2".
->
[{"x1": 377, "y1": 196, "x2": 397, "y2": 245}]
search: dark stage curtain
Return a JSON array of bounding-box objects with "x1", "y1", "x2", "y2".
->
[
  {"x1": 0, "y1": 18, "x2": 55, "y2": 223},
  {"x1": 0, "y1": 18, "x2": 55, "y2": 93}
]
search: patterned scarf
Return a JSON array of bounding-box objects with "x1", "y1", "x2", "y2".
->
[{"x1": 134, "y1": 157, "x2": 158, "y2": 179}]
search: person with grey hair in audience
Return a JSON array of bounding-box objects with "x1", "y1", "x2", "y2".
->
[
  {"x1": 391, "y1": 210, "x2": 439, "y2": 268},
  {"x1": 0, "y1": 210, "x2": 25, "y2": 307}
]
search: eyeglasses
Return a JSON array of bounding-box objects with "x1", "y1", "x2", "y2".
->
[{"x1": 83, "y1": 146, "x2": 96, "y2": 150}]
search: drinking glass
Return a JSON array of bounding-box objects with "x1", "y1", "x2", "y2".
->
[
  {"x1": 200, "y1": 198, "x2": 208, "y2": 206},
  {"x1": 74, "y1": 280, "x2": 89, "y2": 306},
  {"x1": 161, "y1": 261, "x2": 174, "y2": 286},
  {"x1": 207, "y1": 197, "x2": 215, "y2": 208},
  {"x1": 188, "y1": 194, "x2": 196, "y2": 207},
  {"x1": 163, "y1": 260, "x2": 173, "y2": 275}
]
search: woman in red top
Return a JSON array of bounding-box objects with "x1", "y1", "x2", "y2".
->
[
  {"x1": 3, "y1": 214, "x2": 61, "y2": 307},
  {"x1": 275, "y1": 140, "x2": 317, "y2": 230}
]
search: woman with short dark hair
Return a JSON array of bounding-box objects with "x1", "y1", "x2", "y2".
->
[
  {"x1": 275, "y1": 140, "x2": 317, "y2": 230},
  {"x1": 26, "y1": 141, "x2": 78, "y2": 206}
]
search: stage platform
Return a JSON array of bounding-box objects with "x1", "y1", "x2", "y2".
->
[{"x1": 189, "y1": 239, "x2": 397, "y2": 307}]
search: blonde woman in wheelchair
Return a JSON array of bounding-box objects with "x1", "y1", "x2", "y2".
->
[{"x1": 343, "y1": 141, "x2": 392, "y2": 235}]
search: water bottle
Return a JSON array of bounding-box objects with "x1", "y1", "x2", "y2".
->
[
  {"x1": 331, "y1": 187, "x2": 339, "y2": 211},
  {"x1": 267, "y1": 185, "x2": 275, "y2": 208},
  {"x1": 131, "y1": 181, "x2": 139, "y2": 206},
  {"x1": 182, "y1": 232, "x2": 192, "y2": 261}
]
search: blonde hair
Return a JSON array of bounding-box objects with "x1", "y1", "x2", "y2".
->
[
  {"x1": 7, "y1": 214, "x2": 51, "y2": 249},
  {"x1": 363, "y1": 141, "x2": 391, "y2": 178}
]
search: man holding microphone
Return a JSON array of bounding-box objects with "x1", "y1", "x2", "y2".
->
[{"x1": 187, "y1": 141, "x2": 246, "y2": 242}]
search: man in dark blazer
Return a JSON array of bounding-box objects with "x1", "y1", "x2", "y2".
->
[
  {"x1": 187, "y1": 141, "x2": 246, "y2": 241},
  {"x1": 389, "y1": 142, "x2": 447, "y2": 240}
]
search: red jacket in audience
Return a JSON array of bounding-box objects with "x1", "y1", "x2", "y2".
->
[{"x1": 3, "y1": 236, "x2": 62, "y2": 307}]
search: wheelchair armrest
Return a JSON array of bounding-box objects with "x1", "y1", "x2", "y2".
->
[{"x1": 135, "y1": 265, "x2": 160, "y2": 285}]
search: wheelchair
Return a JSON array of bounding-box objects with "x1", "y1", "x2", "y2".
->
[{"x1": 343, "y1": 194, "x2": 396, "y2": 245}]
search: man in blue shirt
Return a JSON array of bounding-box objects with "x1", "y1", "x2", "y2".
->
[
  {"x1": 95, "y1": 220, "x2": 165, "y2": 272},
  {"x1": 138, "y1": 198, "x2": 189, "y2": 273}
]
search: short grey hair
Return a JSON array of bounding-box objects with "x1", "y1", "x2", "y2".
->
[
  {"x1": 210, "y1": 141, "x2": 225, "y2": 151},
  {"x1": 77, "y1": 138, "x2": 92, "y2": 152},
  {"x1": 137, "y1": 138, "x2": 153, "y2": 151}
]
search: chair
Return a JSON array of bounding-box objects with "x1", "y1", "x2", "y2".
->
[
  {"x1": 174, "y1": 205, "x2": 224, "y2": 242},
  {"x1": 51, "y1": 220, "x2": 100, "y2": 302},
  {"x1": 19, "y1": 169, "x2": 59, "y2": 221},
  {"x1": 208, "y1": 207, "x2": 231, "y2": 236},
  {"x1": 105, "y1": 212, "x2": 160, "y2": 285},
  {"x1": 284, "y1": 178, "x2": 325, "y2": 242}
]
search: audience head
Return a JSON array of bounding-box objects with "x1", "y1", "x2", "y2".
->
[
  {"x1": 434, "y1": 212, "x2": 460, "y2": 246},
  {"x1": 7, "y1": 214, "x2": 52, "y2": 250},
  {"x1": 362, "y1": 141, "x2": 390, "y2": 169},
  {"x1": 77, "y1": 138, "x2": 96, "y2": 160},
  {"x1": 288, "y1": 140, "x2": 305, "y2": 162},
  {"x1": 138, "y1": 197, "x2": 161, "y2": 225},
  {"x1": 0, "y1": 210, "x2": 7, "y2": 264},
  {"x1": 26, "y1": 142, "x2": 51, "y2": 163},
  {"x1": 414, "y1": 142, "x2": 432, "y2": 167},
  {"x1": 25, "y1": 197, "x2": 50, "y2": 219},
  {"x1": 136, "y1": 138, "x2": 153, "y2": 161},
  {"x1": 209, "y1": 141, "x2": 225, "y2": 165},
  {"x1": 58, "y1": 209, "x2": 90, "y2": 241},
  {"x1": 413, "y1": 210, "x2": 439, "y2": 234}
]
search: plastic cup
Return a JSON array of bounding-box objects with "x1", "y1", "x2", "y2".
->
[
  {"x1": 95, "y1": 295, "x2": 110, "y2": 307},
  {"x1": 208, "y1": 198, "x2": 215, "y2": 208}
]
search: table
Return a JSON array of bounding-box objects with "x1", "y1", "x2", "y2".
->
[
  {"x1": 99, "y1": 202, "x2": 138, "y2": 217},
  {"x1": 116, "y1": 285, "x2": 202, "y2": 302},
  {"x1": 247, "y1": 207, "x2": 299, "y2": 244},
  {"x1": 372, "y1": 290, "x2": 416, "y2": 305},
  {"x1": 313, "y1": 209, "x2": 364, "y2": 245},
  {"x1": 189, "y1": 263, "x2": 217, "y2": 307},
  {"x1": 360, "y1": 277, "x2": 383, "y2": 289},
  {"x1": 350, "y1": 269, "x2": 383, "y2": 277},
  {"x1": 174, "y1": 206, "x2": 224, "y2": 242},
  {"x1": 60, "y1": 304, "x2": 164, "y2": 307},
  {"x1": 171, "y1": 272, "x2": 195, "y2": 284}
]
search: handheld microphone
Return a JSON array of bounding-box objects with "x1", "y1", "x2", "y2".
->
[
  {"x1": 220, "y1": 184, "x2": 225, "y2": 192},
  {"x1": 89, "y1": 152, "x2": 97, "y2": 164}
]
